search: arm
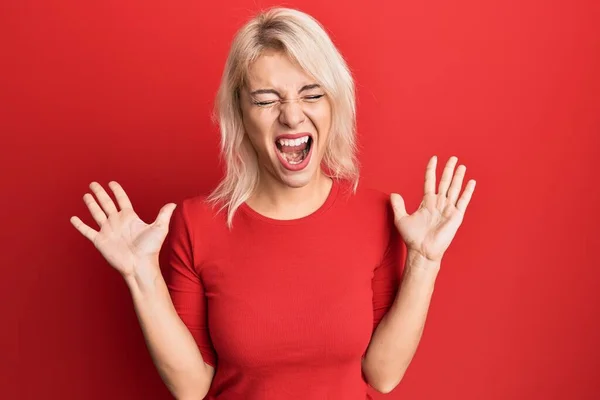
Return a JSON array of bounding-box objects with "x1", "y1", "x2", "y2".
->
[
  {"x1": 364, "y1": 155, "x2": 475, "y2": 392},
  {"x1": 125, "y1": 268, "x2": 215, "y2": 400},
  {"x1": 69, "y1": 182, "x2": 215, "y2": 399},
  {"x1": 361, "y1": 251, "x2": 439, "y2": 393}
]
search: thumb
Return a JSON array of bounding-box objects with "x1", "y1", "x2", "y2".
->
[
  {"x1": 390, "y1": 193, "x2": 408, "y2": 219},
  {"x1": 153, "y1": 203, "x2": 177, "y2": 229}
]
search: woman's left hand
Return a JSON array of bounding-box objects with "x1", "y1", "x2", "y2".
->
[{"x1": 390, "y1": 155, "x2": 476, "y2": 264}]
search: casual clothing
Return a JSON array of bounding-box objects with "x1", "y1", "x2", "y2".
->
[{"x1": 164, "y1": 179, "x2": 405, "y2": 399}]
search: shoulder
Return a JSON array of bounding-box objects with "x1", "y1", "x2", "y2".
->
[
  {"x1": 355, "y1": 182, "x2": 392, "y2": 205},
  {"x1": 337, "y1": 180, "x2": 393, "y2": 217},
  {"x1": 332, "y1": 180, "x2": 400, "y2": 259},
  {"x1": 168, "y1": 194, "x2": 229, "y2": 262},
  {"x1": 178, "y1": 194, "x2": 220, "y2": 218},
  {"x1": 175, "y1": 194, "x2": 229, "y2": 233},
  {"x1": 334, "y1": 179, "x2": 395, "y2": 236}
]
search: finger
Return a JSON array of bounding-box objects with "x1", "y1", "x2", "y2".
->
[
  {"x1": 83, "y1": 193, "x2": 108, "y2": 226},
  {"x1": 390, "y1": 193, "x2": 408, "y2": 219},
  {"x1": 108, "y1": 181, "x2": 134, "y2": 210},
  {"x1": 438, "y1": 156, "x2": 458, "y2": 196},
  {"x1": 153, "y1": 203, "x2": 177, "y2": 229},
  {"x1": 89, "y1": 182, "x2": 118, "y2": 216},
  {"x1": 70, "y1": 215, "x2": 98, "y2": 242},
  {"x1": 456, "y1": 180, "x2": 476, "y2": 213},
  {"x1": 424, "y1": 156, "x2": 437, "y2": 196},
  {"x1": 447, "y1": 164, "x2": 466, "y2": 204}
]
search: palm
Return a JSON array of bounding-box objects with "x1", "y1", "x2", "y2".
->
[
  {"x1": 391, "y1": 156, "x2": 476, "y2": 263},
  {"x1": 70, "y1": 181, "x2": 177, "y2": 277},
  {"x1": 93, "y1": 209, "x2": 164, "y2": 275}
]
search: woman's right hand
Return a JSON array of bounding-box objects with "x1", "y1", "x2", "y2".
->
[{"x1": 70, "y1": 181, "x2": 177, "y2": 280}]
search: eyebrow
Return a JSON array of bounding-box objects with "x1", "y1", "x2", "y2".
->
[{"x1": 249, "y1": 84, "x2": 321, "y2": 96}]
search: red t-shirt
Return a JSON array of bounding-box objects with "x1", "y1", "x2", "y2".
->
[{"x1": 163, "y1": 179, "x2": 405, "y2": 399}]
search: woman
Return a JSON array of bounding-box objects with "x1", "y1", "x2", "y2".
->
[{"x1": 70, "y1": 7, "x2": 475, "y2": 400}]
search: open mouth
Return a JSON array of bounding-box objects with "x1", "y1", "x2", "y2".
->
[{"x1": 275, "y1": 135, "x2": 314, "y2": 170}]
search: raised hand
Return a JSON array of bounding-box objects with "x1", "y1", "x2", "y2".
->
[
  {"x1": 70, "y1": 181, "x2": 177, "y2": 279},
  {"x1": 390, "y1": 156, "x2": 476, "y2": 263}
]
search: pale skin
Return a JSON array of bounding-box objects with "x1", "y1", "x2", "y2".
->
[
  {"x1": 70, "y1": 50, "x2": 475, "y2": 397},
  {"x1": 362, "y1": 155, "x2": 476, "y2": 393},
  {"x1": 70, "y1": 183, "x2": 215, "y2": 400},
  {"x1": 240, "y1": 48, "x2": 334, "y2": 219}
]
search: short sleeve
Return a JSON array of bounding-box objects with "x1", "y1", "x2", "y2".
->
[
  {"x1": 371, "y1": 207, "x2": 406, "y2": 333},
  {"x1": 161, "y1": 201, "x2": 217, "y2": 367}
]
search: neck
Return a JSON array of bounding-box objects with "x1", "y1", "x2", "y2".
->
[{"x1": 247, "y1": 169, "x2": 333, "y2": 220}]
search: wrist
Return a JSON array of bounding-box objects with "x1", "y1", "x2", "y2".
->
[
  {"x1": 123, "y1": 260, "x2": 163, "y2": 295},
  {"x1": 406, "y1": 250, "x2": 441, "y2": 273}
]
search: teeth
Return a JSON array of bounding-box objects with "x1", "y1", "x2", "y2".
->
[{"x1": 278, "y1": 136, "x2": 310, "y2": 147}]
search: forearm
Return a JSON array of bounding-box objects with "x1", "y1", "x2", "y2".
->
[
  {"x1": 362, "y1": 251, "x2": 440, "y2": 393},
  {"x1": 125, "y1": 265, "x2": 213, "y2": 400}
]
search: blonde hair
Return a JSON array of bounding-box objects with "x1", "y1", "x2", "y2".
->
[{"x1": 207, "y1": 7, "x2": 359, "y2": 227}]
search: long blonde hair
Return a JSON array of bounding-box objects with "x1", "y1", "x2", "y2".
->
[{"x1": 207, "y1": 7, "x2": 359, "y2": 227}]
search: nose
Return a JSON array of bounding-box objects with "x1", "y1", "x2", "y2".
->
[{"x1": 278, "y1": 100, "x2": 306, "y2": 128}]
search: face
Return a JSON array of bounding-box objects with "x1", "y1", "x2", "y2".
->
[{"x1": 240, "y1": 49, "x2": 332, "y2": 189}]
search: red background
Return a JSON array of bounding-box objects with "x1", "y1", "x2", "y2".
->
[{"x1": 6, "y1": 0, "x2": 600, "y2": 399}]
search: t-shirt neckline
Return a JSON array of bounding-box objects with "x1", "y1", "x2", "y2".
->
[{"x1": 239, "y1": 179, "x2": 339, "y2": 225}]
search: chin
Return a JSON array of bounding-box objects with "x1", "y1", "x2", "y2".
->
[{"x1": 279, "y1": 171, "x2": 315, "y2": 188}]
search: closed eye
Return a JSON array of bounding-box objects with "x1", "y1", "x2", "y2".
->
[
  {"x1": 253, "y1": 100, "x2": 277, "y2": 107},
  {"x1": 303, "y1": 94, "x2": 325, "y2": 102},
  {"x1": 251, "y1": 94, "x2": 325, "y2": 107}
]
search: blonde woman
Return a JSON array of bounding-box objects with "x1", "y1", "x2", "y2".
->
[{"x1": 70, "y1": 7, "x2": 476, "y2": 400}]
